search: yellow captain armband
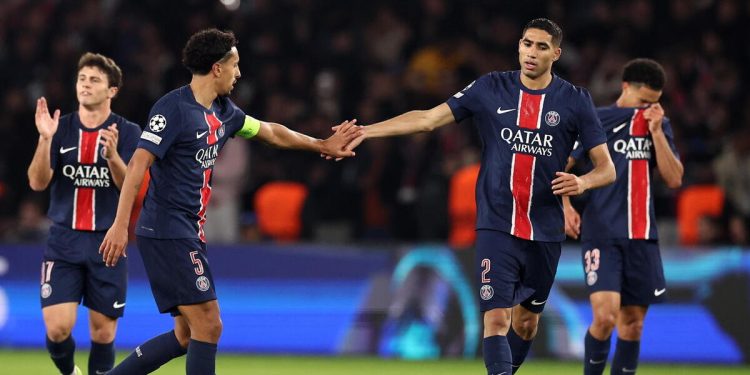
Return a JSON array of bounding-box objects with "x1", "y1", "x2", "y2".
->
[{"x1": 237, "y1": 115, "x2": 261, "y2": 139}]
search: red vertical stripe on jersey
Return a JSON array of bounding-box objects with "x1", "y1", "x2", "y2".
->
[
  {"x1": 205, "y1": 113, "x2": 223, "y2": 145},
  {"x1": 510, "y1": 91, "x2": 544, "y2": 240},
  {"x1": 629, "y1": 109, "x2": 650, "y2": 239},
  {"x1": 197, "y1": 169, "x2": 213, "y2": 242},
  {"x1": 73, "y1": 130, "x2": 100, "y2": 231}
]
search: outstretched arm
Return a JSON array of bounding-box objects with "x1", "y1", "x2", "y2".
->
[
  {"x1": 552, "y1": 144, "x2": 615, "y2": 196},
  {"x1": 253, "y1": 119, "x2": 362, "y2": 158},
  {"x1": 100, "y1": 148, "x2": 155, "y2": 267},
  {"x1": 362, "y1": 103, "x2": 456, "y2": 138}
]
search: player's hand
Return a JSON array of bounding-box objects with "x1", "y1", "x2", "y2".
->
[
  {"x1": 320, "y1": 122, "x2": 367, "y2": 161},
  {"x1": 99, "y1": 223, "x2": 128, "y2": 267},
  {"x1": 35, "y1": 97, "x2": 60, "y2": 141},
  {"x1": 563, "y1": 203, "x2": 581, "y2": 239},
  {"x1": 319, "y1": 119, "x2": 363, "y2": 159},
  {"x1": 643, "y1": 103, "x2": 664, "y2": 134},
  {"x1": 99, "y1": 123, "x2": 119, "y2": 160},
  {"x1": 552, "y1": 171, "x2": 589, "y2": 196}
]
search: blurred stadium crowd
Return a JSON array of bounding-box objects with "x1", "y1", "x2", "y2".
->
[{"x1": 1, "y1": 0, "x2": 749, "y2": 246}]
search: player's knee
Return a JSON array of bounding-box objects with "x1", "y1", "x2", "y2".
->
[
  {"x1": 592, "y1": 308, "x2": 617, "y2": 331},
  {"x1": 618, "y1": 319, "x2": 644, "y2": 340},
  {"x1": 193, "y1": 316, "x2": 223, "y2": 341},
  {"x1": 46, "y1": 324, "x2": 72, "y2": 342},
  {"x1": 512, "y1": 316, "x2": 539, "y2": 340},
  {"x1": 483, "y1": 309, "x2": 512, "y2": 335},
  {"x1": 90, "y1": 326, "x2": 116, "y2": 344}
]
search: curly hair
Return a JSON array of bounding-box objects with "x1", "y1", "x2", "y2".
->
[
  {"x1": 523, "y1": 18, "x2": 563, "y2": 47},
  {"x1": 622, "y1": 58, "x2": 666, "y2": 90},
  {"x1": 78, "y1": 52, "x2": 122, "y2": 89},
  {"x1": 182, "y1": 28, "x2": 238, "y2": 75}
]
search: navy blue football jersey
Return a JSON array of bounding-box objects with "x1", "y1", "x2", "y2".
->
[
  {"x1": 135, "y1": 86, "x2": 247, "y2": 241},
  {"x1": 572, "y1": 106, "x2": 679, "y2": 240},
  {"x1": 47, "y1": 112, "x2": 141, "y2": 231},
  {"x1": 447, "y1": 71, "x2": 606, "y2": 242}
]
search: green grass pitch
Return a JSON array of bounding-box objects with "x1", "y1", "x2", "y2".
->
[{"x1": 1, "y1": 349, "x2": 748, "y2": 374}]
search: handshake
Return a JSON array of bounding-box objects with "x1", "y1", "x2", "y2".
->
[{"x1": 318, "y1": 119, "x2": 367, "y2": 161}]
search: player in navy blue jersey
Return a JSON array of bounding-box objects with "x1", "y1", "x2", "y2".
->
[
  {"x1": 330, "y1": 18, "x2": 616, "y2": 375},
  {"x1": 98, "y1": 29, "x2": 361, "y2": 375},
  {"x1": 27, "y1": 52, "x2": 141, "y2": 375},
  {"x1": 564, "y1": 59, "x2": 683, "y2": 375}
]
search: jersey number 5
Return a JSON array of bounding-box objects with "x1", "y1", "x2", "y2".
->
[{"x1": 189, "y1": 251, "x2": 205, "y2": 276}]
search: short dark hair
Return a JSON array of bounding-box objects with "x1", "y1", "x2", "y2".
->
[
  {"x1": 522, "y1": 18, "x2": 563, "y2": 46},
  {"x1": 622, "y1": 58, "x2": 666, "y2": 90},
  {"x1": 78, "y1": 52, "x2": 122, "y2": 89},
  {"x1": 182, "y1": 29, "x2": 238, "y2": 75}
]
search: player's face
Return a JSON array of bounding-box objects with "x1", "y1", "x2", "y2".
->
[
  {"x1": 518, "y1": 28, "x2": 561, "y2": 79},
  {"x1": 215, "y1": 47, "x2": 241, "y2": 96},
  {"x1": 76, "y1": 66, "x2": 116, "y2": 108},
  {"x1": 619, "y1": 82, "x2": 662, "y2": 107}
]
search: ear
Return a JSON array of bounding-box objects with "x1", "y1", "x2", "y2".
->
[
  {"x1": 108, "y1": 87, "x2": 119, "y2": 99},
  {"x1": 553, "y1": 47, "x2": 562, "y2": 61},
  {"x1": 211, "y1": 62, "x2": 223, "y2": 77},
  {"x1": 621, "y1": 82, "x2": 630, "y2": 92}
]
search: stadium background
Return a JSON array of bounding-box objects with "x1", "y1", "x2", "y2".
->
[{"x1": 1, "y1": 0, "x2": 750, "y2": 373}]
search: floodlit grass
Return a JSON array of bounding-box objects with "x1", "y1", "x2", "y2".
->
[{"x1": 0, "y1": 349, "x2": 747, "y2": 374}]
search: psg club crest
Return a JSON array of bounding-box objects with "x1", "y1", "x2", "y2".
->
[
  {"x1": 41, "y1": 283, "x2": 52, "y2": 298},
  {"x1": 218, "y1": 125, "x2": 225, "y2": 138},
  {"x1": 544, "y1": 111, "x2": 560, "y2": 126},
  {"x1": 480, "y1": 284, "x2": 494, "y2": 300},
  {"x1": 586, "y1": 271, "x2": 598, "y2": 286},
  {"x1": 196, "y1": 276, "x2": 211, "y2": 292},
  {"x1": 149, "y1": 114, "x2": 167, "y2": 132}
]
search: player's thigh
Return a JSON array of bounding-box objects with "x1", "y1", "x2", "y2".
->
[
  {"x1": 621, "y1": 240, "x2": 666, "y2": 306},
  {"x1": 475, "y1": 230, "x2": 524, "y2": 312},
  {"x1": 137, "y1": 237, "x2": 217, "y2": 315},
  {"x1": 83, "y1": 231, "x2": 127, "y2": 318},
  {"x1": 581, "y1": 240, "x2": 623, "y2": 294},
  {"x1": 518, "y1": 240, "x2": 561, "y2": 313}
]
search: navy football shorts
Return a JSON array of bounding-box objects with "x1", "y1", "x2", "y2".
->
[
  {"x1": 581, "y1": 239, "x2": 666, "y2": 306},
  {"x1": 41, "y1": 224, "x2": 127, "y2": 318},
  {"x1": 136, "y1": 236, "x2": 216, "y2": 315},
  {"x1": 475, "y1": 229, "x2": 561, "y2": 313}
]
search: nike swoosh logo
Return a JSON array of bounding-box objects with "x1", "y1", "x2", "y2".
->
[
  {"x1": 95, "y1": 371, "x2": 108, "y2": 375},
  {"x1": 196, "y1": 131, "x2": 208, "y2": 139},
  {"x1": 113, "y1": 301, "x2": 126, "y2": 308},
  {"x1": 589, "y1": 358, "x2": 606, "y2": 364},
  {"x1": 530, "y1": 299, "x2": 547, "y2": 305},
  {"x1": 613, "y1": 122, "x2": 628, "y2": 133},
  {"x1": 654, "y1": 288, "x2": 666, "y2": 296},
  {"x1": 622, "y1": 367, "x2": 636, "y2": 373},
  {"x1": 497, "y1": 107, "x2": 516, "y2": 115},
  {"x1": 60, "y1": 146, "x2": 77, "y2": 154}
]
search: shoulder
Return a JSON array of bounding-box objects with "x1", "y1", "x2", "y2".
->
[{"x1": 152, "y1": 87, "x2": 188, "y2": 113}]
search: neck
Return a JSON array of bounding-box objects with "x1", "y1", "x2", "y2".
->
[
  {"x1": 189, "y1": 76, "x2": 218, "y2": 109},
  {"x1": 78, "y1": 103, "x2": 111, "y2": 128},
  {"x1": 520, "y1": 71, "x2": 553, "y2": 91}
]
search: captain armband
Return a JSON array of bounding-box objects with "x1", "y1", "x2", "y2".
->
[{"x1": 236, "y1": 115, "x2": 261, "y2": 139}]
